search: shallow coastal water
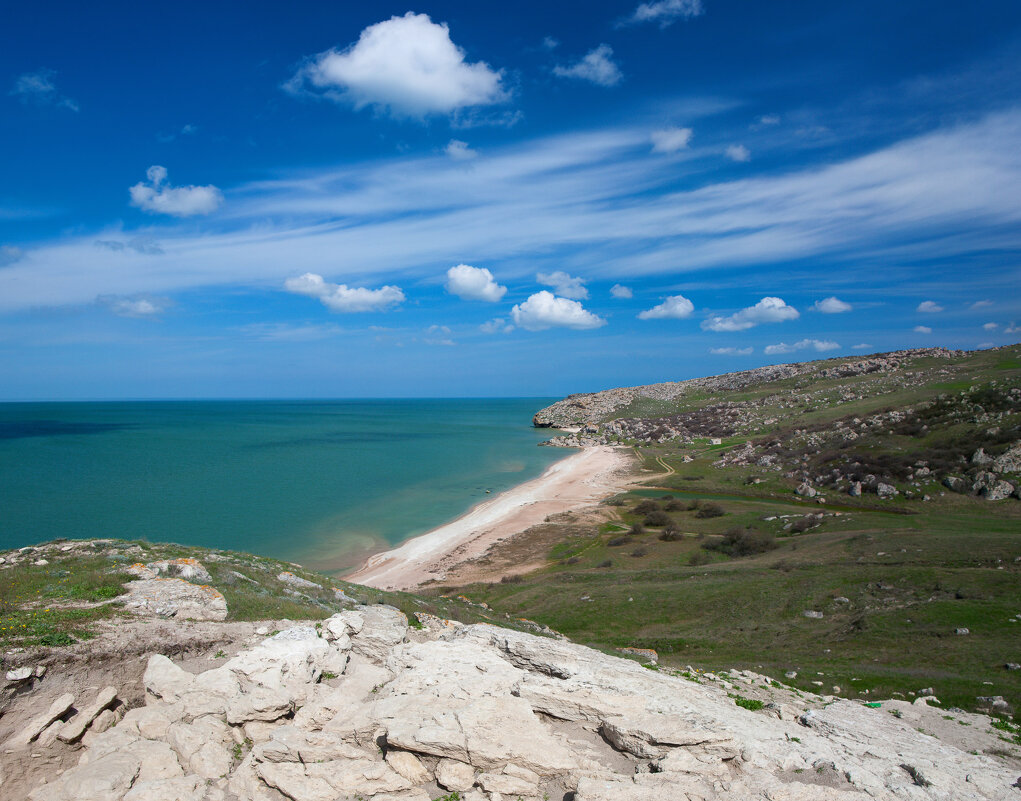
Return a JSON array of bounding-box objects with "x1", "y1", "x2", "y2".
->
[{"x1": 0, "y1": 399, "x2": 562, "y2": 572}]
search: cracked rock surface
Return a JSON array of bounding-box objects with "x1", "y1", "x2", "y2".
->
[{"x1": 20, "y1": 606, "x2": 1019, "y2": 801}]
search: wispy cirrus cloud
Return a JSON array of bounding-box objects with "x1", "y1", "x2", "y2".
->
[
  {"x1": 10, "y1": 69, "x2": 78, "y2": 111},
  {"x1": 626, "y1": 0, "x2": 704, "y2": 28},
  {"x1": 2, "y1": 111, "x2": 1021, "y2": 313},
  {"x1": 553, "y1": 45, "x2": 622, "y2": 87}
]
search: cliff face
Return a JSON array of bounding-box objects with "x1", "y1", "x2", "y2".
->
[
  {"x1": 10, "y1": 605, "x2": 1018, "y2": 801},
  {"x1": 532, "y1": 347, "x2": 960, "y2": 429}
]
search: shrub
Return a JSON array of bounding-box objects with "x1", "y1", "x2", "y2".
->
[
  {"x1": 596, "y1": 560, "x2": 613, "y2": 568},
  {"x1": 566, "y1": 557, "x2": 581, "y2": 565},
  {"x1": 643, "y1": 511, "x2": 672, "y2": 527},
  {"x1": 630, "y1": 547, "x2": 648, "y2": 558},
  {"x1": 664, "y1": 499, "x2": 686, "y2": 512},
  {"x1": 633, "y1": 499, "x2": 661, "y2": 515},
  {"x1": 500, "y1": 574, "x2": 524, "y2": 583},
  {"x1": 694, "y1": 502, "x2": 725, "y2": 519},
  {"x1": 734, "y1": 696, "x2": 765, "y2": 711},
  {"x1": 688, "y1": 550, "x2": 712, "y2": 566},
  {"x1": 607, "y1": 537, "x2": 628, "y2": 547},
  {"x1": 628, "y1": 523, "x2": 646, "y2": 536},
  {"x1": 658, "y1": 528, "x2": 683, "y2": 542},
  {"x1": 707, "y1": 527, "x2": 777, "y2": 557}
]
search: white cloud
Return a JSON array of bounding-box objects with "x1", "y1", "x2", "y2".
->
[
  {"x1": 10, "y1": 69, "x2": 78, "y2": 111},
  {"x1": 240, "y1": 322, "x2": 344, "y2": 341},
  {"x1": 983, "y1": 322, "x2": 999, "y2": 331},
  {"x1": 812, "y1": 296, "x2": 852, "y2": 314},
  {"x1": 445, "y1": 263, "x2": 506, "y2": 302},
  {"x1": 542, "y1": 36, "x2": 559, "y2": 50},
  {"x1": 444, "y1": 139, "x2": 478, "y2": 160},
  {"x1": 1005, "y1": 322, "x2": 1020, "y2": 334},
  {"x1": 758, "y1": 114, "x2": 780, "y2": 126},
  {"x1": 6, "y1": 112, "x2": 1021, "y2": 314},
  {"x1": 851, "y1": 343, "x2": 872, "y2": 350},
  {"x1": 701, "y1": 297, "x2": 799, "y2": 332},
  {"x1": 510, "y1": 291, "x2": 605, "y2": 331},
  {"x1": 424, "y1": 324, "x2": 455, "y2": 346},
  {"x1": 537, "y1": 270, "x2": 588, "y2": 299},
  {"x1": 286, "y1": 12, "x2": 507, "y2": 118},
  {"x1": 553, "y1": 45, "x2": 622, "y2": 87},
  {"x1": 710, "y1": 346, "x2": 753, "y2": 356},
  {"x1": 726, "y1": 144, "x2": 751, "y2": 162},
  {"x1": 94, "y1": 237, "x2": 164, "y2": 255},
  {"x1": 978, "y1": 342, "x2": 995, "y2": 349},
  {"x1": 284, "y1": 272, "x2": 404, "y2": 313},
  {"x1": 0, "y1": 245, "x2": 23, "y2": 266},
  {"x1": 638, "y1": 294, "x2": 694, "y2": 320},
  {"x1": 610, "y1": 284, "x2": 633, "y2": 299},
  {"x1": 628, "y1": 0, "x2": 704, "y2": 27},
  {"x1": 764, "y1": 339, "x2": 839, "y2": 355},
  {"x1": 914, "y1": 325, "x2": 933, "y2": 334},
  {"x1": 480, "y1": 317, "x2": 514, "y2": 334},
  {"x1": 97, "y1": 295, "x2": 170, "y2": 318},
  {"x1": 970, "y1": 299, "x2": 992, "y2": 309},
  {"x1": 129, "y1": 166, "x2": 223, "y2": 217},
  {"x1": 916, "y1": 300, "x2": 944, "y2": 313},
  {"x1": 650, "y1": 127, "x2": 693, "y2": 153}
]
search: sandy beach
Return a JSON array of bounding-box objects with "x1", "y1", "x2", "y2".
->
[{"x1": 343, "y1": 445, "x2": 634, "y2": 590}]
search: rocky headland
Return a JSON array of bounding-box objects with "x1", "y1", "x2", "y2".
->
[{"x1": 2, "y1": 541, "x2": 1019, "y2": 801}]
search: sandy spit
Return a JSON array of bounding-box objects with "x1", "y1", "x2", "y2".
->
[{"x1": 343, "y1": 445, "x2": 634, "y2": 591}]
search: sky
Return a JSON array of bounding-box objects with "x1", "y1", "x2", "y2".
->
[{"x1": 2, "y1": 0, "x2": 1020, "y2": 399}]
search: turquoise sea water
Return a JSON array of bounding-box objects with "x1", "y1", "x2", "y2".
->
[{"x1": 0, "y1": 400, "x2": 565, "y2": 573}]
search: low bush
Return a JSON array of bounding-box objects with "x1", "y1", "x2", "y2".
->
[
  {"x1": 658, "y1": 528, "x2": 683, "y2": 542},
  {"x1": 688, "y1": 550, "x2": 712, "y2": 566},
  {"x1": 607, "y1": 536, "x2": 628, "y2": 547},
  {"x1": 643, "y1": 511, "x2": 672, "y2": 527},
  {"x1": 596, "y1": 560, "x2": 613, "y2": 568},
  {"x1": 694, "y1": 502, "x2": 725, "y2": 519},
  {"x1": 628, "y1": 522, "x2": 646, "y2": 536},
  {"x1": 633, "y1": 499, "x2": 662, "y2": 515},
  {"x1": 630, "y1": 547, "x2": 648, "y2": 558},
  {"x1": 706, "y1": 527, "x2": 777, "y2": 557}
]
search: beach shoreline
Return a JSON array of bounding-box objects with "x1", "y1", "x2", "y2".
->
[{"x1": 342, "y1": 445, "x2": 635, "y2": 590}]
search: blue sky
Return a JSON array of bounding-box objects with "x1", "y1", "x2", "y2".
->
[{"x1": 2, "y1": 0, "x2": 1020, "y2": 399}]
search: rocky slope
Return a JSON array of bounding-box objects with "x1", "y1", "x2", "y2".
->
[
  {"x1": 5, "y1": 602, "x2": 1019, "y2": 801},
  {"x1": 532, "y1": 348, "x2": 961, "y2": 429}
]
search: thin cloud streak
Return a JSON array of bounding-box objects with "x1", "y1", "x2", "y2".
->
[{"x1": 2, "y1": 111, "x2": 1021, "y2": 311}]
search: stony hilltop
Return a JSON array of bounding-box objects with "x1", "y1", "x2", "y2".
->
[{"x1": 1, "y1": 537, "x2": 1020, "y2": 800}]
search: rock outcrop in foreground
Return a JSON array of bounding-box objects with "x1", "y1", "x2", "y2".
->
[{"x1": 21, "y1": 605, "x2": 1017, "y2": 801}]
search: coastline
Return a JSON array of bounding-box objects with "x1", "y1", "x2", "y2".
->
[{"x1": 343, "y1": 444, "x2": 635, "y2": 590}]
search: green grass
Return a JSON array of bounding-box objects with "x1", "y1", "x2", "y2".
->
[{"x1": 439, "y1": 345, "x2": 1021, "y2": 714}]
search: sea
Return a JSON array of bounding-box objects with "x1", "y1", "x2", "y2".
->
[{"x1": 0, "y1": 399, "x2": 565, "y2": 574}]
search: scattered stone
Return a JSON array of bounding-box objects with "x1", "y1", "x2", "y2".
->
[
  {"x1": 7, "y1": 693, "x2": 75, "y2": 748},
  {"x1": 5, "y1": 667, "x2": 32, "y2": 682},
  {"x1": 121, "y1": 577, "x2": 227, "y2": 621},
  {"x1": 57, "y1": 685, "x2": 118, "y2": 743},
  {"x1": 277, "y1": 571, "x2": 322, "y2": 590},
  {"x1": 803, "y1": 610, "x2": 824, "y2": 619},
  {"x1": 435, "y1": 759, "x2": 476, "y2": 792},
  {"x1": 955, "y1": 628, "x2": 970, "y2": 635}
]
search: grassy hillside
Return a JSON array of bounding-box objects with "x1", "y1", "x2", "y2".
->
[
  {"x1": 0, "y1": 538, "x2": 541, "y2": 654},
  {"x1": 438, "y1": 345, "x2": 1021, "y2": 717}
]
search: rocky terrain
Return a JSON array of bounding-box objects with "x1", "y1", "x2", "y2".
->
[
  {"x1": 535, "y1": 346, "x2": 1021, "y2": 503},
  {"x1": 532, "y1": 348, "x2": 962, "y2": 430},
  {"x1": 4, "y1": 594, "x2": 1020, "y2": 801}
]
